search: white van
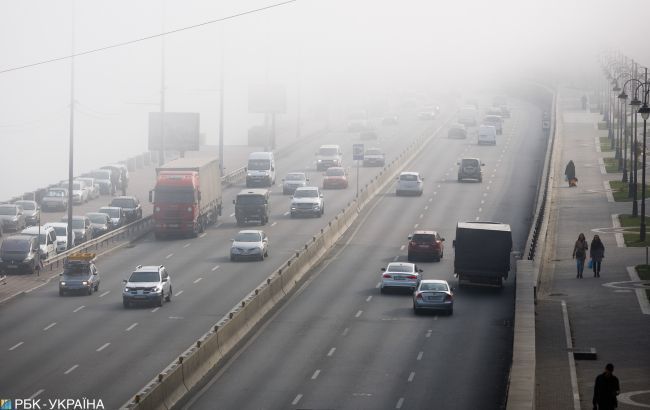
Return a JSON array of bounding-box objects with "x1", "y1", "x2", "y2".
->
[
  {"x1": 478, "y1": 125, "x2": 497, "y2": 145},
  {"x1": 316, "y1": 145, "x2": 343, "y2": 171},
  {"x1": 246, "y1": 152, "x2": 276, "y2": 187},
  {"x1": 21, "y1": 225, "x2": 58, "y2": 259}
]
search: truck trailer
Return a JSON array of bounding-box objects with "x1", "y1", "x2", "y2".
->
[
  {"x1": 150, "y1": 157, "x2": 222, "y2": 239},
  {"x1": 453, "y1": 221, "x2": 512, "y2": 287}
]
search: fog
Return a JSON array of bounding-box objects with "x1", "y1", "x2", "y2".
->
[{"x1": 1, "y1": 0, "x2": 648, "y2": 200}]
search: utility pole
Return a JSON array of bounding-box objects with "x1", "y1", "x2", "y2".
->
[
  {"x1": 219, "y1": 25, "x2": 225, "y2": 176},
  {"x1": 66, "y1": 0, "x2": 76, "y2": 250},
  {"x1": 159, "y1": 0, "x2": 167, "y2": 165}
]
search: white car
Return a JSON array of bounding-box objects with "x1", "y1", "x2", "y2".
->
[
  {"x1": 45, "y1": 222, "x2": 78, "y2": 253},
  {"x1": 290, "y1": 187, "x2": 324, "y2": 218},
  {"x1": 60, "y1": 181, "x2": 89, "y2": 204},
  {"x1": 21, "y1": 225, "x2": 58, "y2": 259},
  {"x1": 76, "y1": 177, "x2": 100, "y2": 200},
  {"x1": 396, "y1": 172, "x2": 424, "y2": 196},
  {"x1": 482, "y1": 115, "x2": 503, "y2": 134},
  {"x1": 230, "y1": 230, "x2": 269, "y2": 261},
  {"x1": 380, "y1": 262, "x2": 422, "y2": 293}
]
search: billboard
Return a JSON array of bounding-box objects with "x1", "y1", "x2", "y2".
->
[
  {"x1": 248, "y1": 84, "x2": 287, "y2": 114},
  {"x1": 148, "y1": 112, "x2": 200, "y2": 151}
]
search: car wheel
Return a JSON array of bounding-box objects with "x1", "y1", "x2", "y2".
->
[
  {"x1": 380, "y1": 287, "x2": 386, "y2": 294},
  {"x1": 157, "y1": 294, "x2": 164, "y2": 307},
  {"x1": 123, "y1": 300, "x2": 130, "y2": 309},
  {"x1": 448, "y1": 308, "x2": 453, "y2": 316},
  {"x1": 59, "y1": 289, "x2": 65, "y2": 297},
  {"x1": 95, "y1": 282, "x2": 99, "y2": 291},
  {"x1": 259, "y1": 253, "x2": 264, "y2": 261},
  {"x1": 166, "y1": 287, "x2": 172, "y2": 302},
  {"x1": 88, "y1": 286, "x2": 93, "y2": 295},
  {"x1": 230, "y1": 254, "x2": 236, "y2": 262},
  {"x1": 413, "y1": 306, "x2": 420, "y2": 315}
]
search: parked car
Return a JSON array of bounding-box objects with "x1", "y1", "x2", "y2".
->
[
  {"x1": 447, "y1": 123, "x2": 468, "y2": 139},
  {"x1": 59, "y1": 253, "x2": 100, "y2": 296},
  {"x1": 21, "y1": 225, "x2": 58, "y2": 259},
  {"x1": 413, "y1": 279, "x2": 454, "y2": 315},
  {"x1": 363, "y1": 147, "x2": 386, "y2": 167},
  {"x1": 290, "y1": 187, "x2": 324, "y2": 218},
  {"x1": 396, "y1": 172, "x2": 424, "y2": 196},
  {"x1": 282, "y1": 172, "x2": 309, "y2": 195},
  {"x1": 45, "y1": 222, "x2": 77, "y2": 252},
  {"x1": 101, "y1": 164, "x2": 127, "y2": 192},
  {"x1": 457, "y1": 158, "x2": 484, "y2": 182},
  {"x1": 85, "y1": 212, "x2": 112, "y2": 236},
  {"x1": 15, "y1": 200, "x2": 40, "y2": 226},
  {"x1": 360, "y1": 130, "x2": 378, "y2": 140},
  {"x1": 230, "y1": 230, "x2": 269, "y2": 261},
  {"x1": 75, "y1": 177, "x2": 100, "y2": 200},
  {"x1": 382, "y1": 116, "x2": 399, "y2": 126},
  {"x1": 97, "y1": 206, "x2": 125, "y2": 229},
  {"x1": 0, "y1": 203, "x2": 26, "y2": 232},
  {"x1": 380, "y1": 262, "x2": 422, "y2": 293},
  {"x1": 85, "y1": 169, "x2": 114, "y2": 195},
  {"x1": 322, "y1": 167, "x2": 349, "y2": 189},
  {"x1": 482, "y1": 114, "x2": 503, "y2": 134},
  {"x1": 109, "y1": 196, "x2": 142, "y2": 222},
  {"x1": 122, "y1": 265, "x2": 172, "y2": 308},
  {"x1": 59, "y1": 180, "x2": 89, "y2": 204},
  {"x1": 60, "y1": 216, "x2": 93, "y2": 244},
  {"x1": 0, "y1": 235, "x2": 41, "y2": 274},
  {"x1": 41, "y1": 188, "x2": 69, "y2": 211},
  {"x1": 407, "y1": 230, "x2": 445, "y2": 261}
]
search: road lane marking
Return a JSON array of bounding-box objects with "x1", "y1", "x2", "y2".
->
[
  {"x1": 194, "y1": 278, "x2": 203, "y2": 284},
  {"x1": 483, "y1": 193, "x2": 488, "y2": 197},
  {"x1": 417, "y1": 351, "x2": 423, "y2": 361},
  {"x1": 408, "y1": 372, "x2": 415, "y2": 382},
  {"x1": 478, "y1": 207, "x2": 482, "y2": 213},
  {"x1": 424, "y1": 206, "x2": 428, "y2": 210},
  {"x1": 64, "y1": 364, "x2": 78, "y2": 375},
  {"x1": 283, "y1": 211, "x2": 290, "y2": 216},
  {"x1": 229, "y1": 213, "x2": 235, "y2": 217},
  {"x1": 271, "y1": 221, "x2": 277, "y2": 227},
  {"x1": 481, "y1": 200, "x2": 485, "y2": 204},
  {"x1": 311, "y1": 369, "x2": 321, "y2": 380},
  {"x1": 73, "y1": 305, "x2": 85, "y2": 313},
  {"x1": 166, "y1": 253, "x2": 174, "y2": 259},
  {"x1": 212, "y1": 265, "x2": 220, "y2": 271},
  {"x1": 355, "y1": 310, "x2": 363, "y2": 318},
  {"x1": 414, "y1": 223, "x2": 419, "y2": 229},
  {"x1": 366, "y1": 296, "x2": 372, "y2": 302},
  {"x1": 9, "y1": 342, "x2": 23, "y2": 351},
  {"x1": 419, "y1": 214, "x2": 423, "y2": 219},
  {"x1": 43, "y1": 322, "x2": 57, "y2": 331},
  {"x1": 393, "y1": 256, "x2": 399, "y2": 261},
  {"x1": 396, "y1": 398, "x2": 405, "y2": 409},
  {"x1": 99, "y1": 291, "x2": 110, "y2": 298},
  {"x1": 425, "y1": 329, "x2": 432, "y2": 338},
  {"x1": 126, "y1": 323, "x2": 138, "y2": 331},
  {"x1": 376, "y1": 282, "x2": 381, "y2": 288},
  {"x1": 327, "y1": 347, "x2": 336, "y2": 357},
  {"x1": 183, "y1": 243, "x2": 191, "y2": 248},
  {"x1": 176, "y1": 290, "x2": 184, "y2": 296},
  {"x1": 292, "y1": 394, "x2": 303, "y2": 405},
  {"x1": 400, "y1": 245, "x2": 406, "y2": 251},
  {"x1": 151, "y1": 307, "x2": 160, "y2": 313},
  {"x1": 96, "y1": 343, "x2": 110, "y2": 352},
  {"x1": 29, "y1": 389, "x2": 44, "y2": 399},
  {"x1": 475, "y1": 216, "x2": 480, "y2": 221},
  {"x1": 428, "y1": 198, "x2": 433, "y2": 202},
  {"x1": 342, "y1": 328, "x2": 349, "y2": 336},
  {"x1": 199, "y1": 233, "x2": 207, "y2": 238}
]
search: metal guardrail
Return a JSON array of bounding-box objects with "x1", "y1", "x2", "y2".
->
[{"x1": 221, "y1": 166, "x2": 247, "y2": 186}]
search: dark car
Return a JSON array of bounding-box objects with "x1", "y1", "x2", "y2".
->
[
  {"x1": 60, "y1": 216, "x2": 93, "y2": 244},
  {"x1": 98, "y1": 206, "x2": 125, "y2": 229},
  {"x1": 457, "y1": 158, "x2": 484, "y2": 182},
  {"x1": 407, "y1": 230, "x2": 445, "y2": 262},
  {"x1": 0, "y1": 204, "x2": 26, "y2": 232},
  {"x1": 15, "y1": 200, "x2": 40, "y2": 226},
  {"x1": 59, "y1": 253, "x2": 100, "y2": 296},
  {"x1": 0, "y1": 235, "x2": 41, "y2": 274},
  {"x1": 41, "y1": 187, "x2": 69, "y2": 211},
  {"x1": 109, "y1": 196, "x2": 142, "y2": 223},
  {"x1": 447, "y1": 124, "x2": 468, "y2": 139},
  {"x1": 234, "y1": 189, "x2": 270, "y2": 226},
  {"x1": 85, "y1": 212, "x2": 112, "y2": 236},
  {"x1": 85, "y1": 169, "x2": 114, "y2": 195}
]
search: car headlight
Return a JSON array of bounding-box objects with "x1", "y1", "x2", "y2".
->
[
  {"x1": 24, "y1": 255, "x2": 33, "y2": 261},
  {"x1": 124, "y1": 287, "x2": 130, "y2": 292},
  {"x1": 317, "y1": 159, "x2": 323, "y2": 162},
  {"x1": 60, "y1": 281, "x2": 66, "y2": 286},
  {"x1": 82, "y1": 281, "x2": 89, "y2": 286},
  {"x1": 155, "y1": 285, "x2": 163, "y2": 292}
]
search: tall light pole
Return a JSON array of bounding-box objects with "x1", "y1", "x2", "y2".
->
[
  {"x1": 638, "y1": 68, "x2": 650, "y2": 241},
  {"x1": 219, "y1": 25, "x2": 225, "y2": 176},
  {"x1": 159, "y1": 0, "x2": 167, "y2": 165},
  {"x1": 66, "y1": 0, "x2": 76, "y2": 250}
]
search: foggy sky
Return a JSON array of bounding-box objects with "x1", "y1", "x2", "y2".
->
[{"x1": 1, "y1": 0, "x2": 648, "y2": 199}]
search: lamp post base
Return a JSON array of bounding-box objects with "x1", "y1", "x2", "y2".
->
[
  {"x1": 641, "y1": 223, "x2": 646, "y2": 242},
  {"x1": 632, "y1": 199, "x2": 638, "y2": 217},
  {"x1": 623, "y1": 169, "x2": 628, "y2": 183}
]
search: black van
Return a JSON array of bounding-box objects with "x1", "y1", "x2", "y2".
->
[
  {"x1": 233, "y1": 189, "x2": 270, "y2": 226},
  {"x1": 0, "y1": 235, "x2": 40, "y2": 274}
]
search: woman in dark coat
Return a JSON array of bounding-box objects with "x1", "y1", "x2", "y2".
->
[
  {"x1": 590, "y1": 235, "x2": 605, "y2": 277},
  {"x1": 565, "y1": 160, "x2": 576, "y2": 187},
  {"x1": 572, "y1": 233, "x2": 588, "y2": 278}
]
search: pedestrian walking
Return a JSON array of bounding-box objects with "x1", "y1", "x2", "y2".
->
[
  {"x1": 572, "y1": 233, "x2": 588, "y2": 278},
  {"x1": 593, "y1": 363, "x2": 620, "y2": 410},
  {"x1": 565, "y1": 160, "x2": 578, "y2": 187},
  {"x1": 590, "y1": 234, "x2": 605, "y2": 277}
]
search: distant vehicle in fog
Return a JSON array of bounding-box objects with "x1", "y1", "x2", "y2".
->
[
  {"x1": 109, "y1": 196, "x2": 142, "y2": 223},
  {"x1": 98, "y1": 206, "x2": 125, "y2": 229},
  {"x1": 282, "y1": 172, "x2": 309, "y2": 195},
  {"x1": 60, "y1": 216, "x2": 93, "y2": 244},
  {"x1": 15, "y1": 200, "x2": 40, "y2": 226},
  {"x1": 85, "y1": 212, "x2": 112, "y2": 236},
  {"x1": 447, "y1": 123, "x2": 468, "y2": 139},
  {"x1": 84, "y1": 169, "x2": 114, "y2": 195},
  {"x1": 0, "y1": 203, "x2": 26, "y2": 232},
  {"x1": 75, "y1": 177, "x2": 100, "y2": 200},
  {"x1": 482, "y1": 114, "x2": 503, "y2": 134},
  {"x1": 41, "y1": 188, "x2": 68, "y2": 212},
  {"x1": 458, "y1": 105, "x2": 478, "y2": 126},
  {"x1": 363, "y1": 147, "x2": 385, "y2": 167}
]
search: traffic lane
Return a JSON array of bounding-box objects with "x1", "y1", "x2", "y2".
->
[{"x1": 187, "y1": 99, "x2": 538, "y2": 409}]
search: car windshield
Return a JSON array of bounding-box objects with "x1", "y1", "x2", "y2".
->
[
  {"x1": 319, "y1": 147, "x2": 338, "y2": 156},
  {"x1": 234, "y1": 232, "x2": 261, "y2": 242},
  {"x1": 420, "y1": 282, "x2": 448, "y2": 292},
  {"x1": 129, "y1": 271, "x2": 160, "y2": 282},
  {"x1": 237, "y1": 195, "x2": 265, "y2": 205},
  {"x1": 47, "y1": 190, "x2": 66, "y2": 197},
  {"x1": 90, "y1": 170, "x2": 110, "y2": 180},
  {"x1": 326, "y1": 168, "x2": 344, "y2": 176},
  {"x1": 63, "y1": 264, "x2": 90, "y2": 275},
  {"x1": 154, "y1": 188, "x2": 195, "y2": 203},
  {"x1": 387, "y1": 264, "x2": 414, "y2": 273},
  {"x1": 248, "y1": 159, "x2": 270, "y2": 170},
  {"x1": 52, "y1": 226, "x2": 67, "y2": 236},
  {"x1": 72, "y1": 183, "x2": 82, "y2": 190},
  {"x1": 0, "y1": 206, "x2": 16, "y2": 215},
  {"x1": 87, "y1": 214, "x2": 107, "y2": 224},
  {"x1": 111, "y1": 198, "x2": 136, "y2": 208},
  {"x1": 16, "y1": 201, "x2": 35, "y2": 210},
  {"x1": 400, "y1": 174, "x2": 418, "y2": 181},
  {"x1": 61, "y1": 219, "x2": 85, "y2": 229},
  {"x1": 285, "y1": 174, "x2": 305, "y2": 181},
  {"x1": 412, "y1": 234, "x2": 435, "y2": 243},
  {"x1": 462, "y1": 159, "x2": 479, "y2": 167},
  {"x1": 99, "y1": 208, "x2": 121, "y2": 218},
  {"x1": 1, "y1": 240, "x2": 30, "y2": 252},
  {"x1": 294, "y1": 189, "x2": 318, "y2": 198},
  {"x1": 365, "y1": 149, "x2": 382, "y2": 155}
]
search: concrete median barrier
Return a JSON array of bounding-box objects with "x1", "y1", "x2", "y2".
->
[{"x1": 159, "y1": 362, "x2": 188, "y2": 410}]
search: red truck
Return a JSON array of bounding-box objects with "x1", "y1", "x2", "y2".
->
[{"x1": 150, "y1": 157, "x2": 222, "y2": 239}]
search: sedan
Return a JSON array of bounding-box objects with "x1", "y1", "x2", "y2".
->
[
  {"x1": 413, "y1": 279, "x2": 454, "y2": 315},
  {"x1": 396, "y1": 172, "x2": 424, "y2": 196},
  {"x1": 86, "y1": 212, "x2": 112, "y2": 237},
  {"x1": 15, "y1": 200, "x2": 40, "y2": 226},
  {"x1": 230, "y1": 230, "x2": 269, "y2": 261},
  {"x1": 109, "y1": 196, "x2": 142, "y2": 222},
  {"x1": 60, "y1": 216, "x2": 93, "y2": 244},
  {"x1": 380, "y1": 262, "x2": 422, "y2": 293},
  {"x1": 282, "y1": 172, "x2": 309, "y2": 195},
  {"x1": 0, "y1": 204, "x2": 26, "y2": 232},
  {"x1": 322, "y1": 167, "x2": 349, "y2": 189}
]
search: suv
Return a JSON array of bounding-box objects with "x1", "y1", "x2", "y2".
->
[
  {"x1": 122, "y1": 265, "x2": 172, "y2": 308},
  {"x1": 290, "y1": 187, "x2": 324, "y2": 218},
  {"x1": 0, "y1": 204, "x2": 26, "y2": 232},
  {"x1": 45, "y1": 222, "x2": 77, "y2": 252},
  {"x1": 407, "y1": 230, "x2": 445, "y2": 262},
  {"x1": 109, "y1": 196, "x2": 142, "y2": 223},
  {"x1": 396, "y1": 172, "x2": 424, "y2": 196},
  {"x1": 42, "y1": 188, "x2": 69, "y2": 211},
  {"x1": 282, "y1": 172, "x2": 309, "y2": 195},
  {"x1": 21, "y1": 225, "x2": 58, "y2": 259},
  {"x1": 482, "y1": 115, "x2": 503, "y2": 134},
  {"x1": 363, "y1": 147, "x2": 385, "y2": 167},
  {"x1": 0, "y1": 235, "x2": 40, "y2": 274},
  {"x1": 457, "y1": 158, "x2": 484, "y2": 182},
  {"x1": 59, "y1": 253, "x2": 100, "y2": 296},
  {"x1": 234, "y1": 189, "x2": 270, "y2": 226},
  {"x1": 316, "y1": 145, "x2": 343, "y2": 171}
]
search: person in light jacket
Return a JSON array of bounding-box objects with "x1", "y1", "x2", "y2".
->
[{"x1": 590, "y1": 234, "x2": 605, "y2": 278}]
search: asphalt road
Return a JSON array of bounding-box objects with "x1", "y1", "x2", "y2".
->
[
  {"x1": 0, "y1": 109, "x2": 446, "y2": 408},
  {"x1": 184, "y1": 99, "x2": 548, "y2": 410}
]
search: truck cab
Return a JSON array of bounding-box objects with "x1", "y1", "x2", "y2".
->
[{"x1": 234, "y1": 189, "x2": 270, "y2": 226}]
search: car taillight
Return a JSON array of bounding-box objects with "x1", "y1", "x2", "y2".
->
[
  {"x1": 444, "y1": 294, "x2": 453, "y2": 302},
  {"x1": 415, "y1": 292, "x2": 423, "y2": 300},
  {"x1": 406, "y1": 275, "x2": 417, "y2": 279},
  {"x1": 409, "y1": 241, "x2": 416, "y2": 247},
  {"x1": 382, "y1": 273, "x2": 391, "y2": 278}
]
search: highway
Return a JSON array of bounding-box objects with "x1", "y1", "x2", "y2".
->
[
  {"x1": 0, "y1": 108, "x2": 446, "y2": 408},
  {"x1": 184, "y1": 99, "x2": 548, "y2": 409}
]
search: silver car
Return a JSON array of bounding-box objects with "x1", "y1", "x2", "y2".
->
[
  {"x1": 282, "y1": 172, "x2": 309, "y2": 195},
  {"x1": 290, "y1": 187, "x2": 324, "y2": 218},
  {"x1": 413, "y1": 279, "x2": 454, "y2": 315},
  {"x1": 230, "y1": 230, "x2": 269, "y2": 261},
  {"x1": 15, "y1": 200, "x2": 40, "y2": 226},
  {"x1": 76, "y1": 177, "x2": 100, "y2": 200},
  {"x1": 122, "y1": 265, "x2": 172, "y2": 308},
  {"x1": 396, "y1": 172, "x2": 424, "y2": 196},
  {"x1": 0, "y1": 204, "x2": 26, "y2": 232},
  {"x1": 41, "y1": 188, "x2": 68, "y2": 212},
  {"x1": 380, "y1": 262, "x2": 422, "y2": 293},
  {"x1": 45, "y1": 222, "x2": 78, "y2": 253}
]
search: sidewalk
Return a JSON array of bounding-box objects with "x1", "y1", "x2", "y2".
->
[{"x1": 536, "y1": 87, "x2": 650, "y2": 409}]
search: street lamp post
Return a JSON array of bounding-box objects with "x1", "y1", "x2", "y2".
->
[
  {"x1": 631, "y1": 88, "x2": 642, "y2": 216},
  {"x1": 638, "y1": 67, "x2": 650, "y2": 241}
]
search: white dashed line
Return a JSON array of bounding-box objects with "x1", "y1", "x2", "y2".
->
[
  {"x1": 417, "y1": 351, "x2": 423, "y2": 361},
  {"x1": 393, "y1": 256, "x2": 399, "y2": 261},
  {"x1": 211, "y1": 265, "x2": 220, "y2": 271},
  {"x1": 194, "y1": 278, "x2": 203, "y2": 284},
  {"x1": 311, "y1": 369, "x2": 321, "y2": 380},
  {"x1": 355, "y1": 310, "x2": 363, "y2": 318},
  {"x1": 292, "y1": 394, "x2": 303, "y2": 405},
  {"x1": 475, "y1": 216, "x2": 480, "y2": 221},
  {"x1": 29, "y1": 389, "x2": 44, "y2": 399},
  {"x1": 43, "y1": 322, "x2": 57, "y2": 331},
  {"x1": 414, "y1": 223, "x2": 419, "y2": 229},
  {"x1": 425, "y1": 329, "x2": 432, "y2": 338},
  {"x1": 327, "y1": 347, "x2": 336, "y2": 357},
  {"x1": 166, "y1": 253, "x2": 174, "y2": 259},
  {"x1": 478, "y1": 207, "x2": 483, "y2": 213},
  {"x1": 151, "y1": 307, "x2": 160, "y2": 313},
  {"x1": 183, "y1": 243, "x2": 191, "y2": 248},
  {"x1": 176, "y1": 290, "x2": 184, "y2": 296},
  {"x1": 342, "y1": 328, "x2": 350, "y2": 336},
  {"x1": 73, "y1": 306, "x2": 85, "y2": 313},
  {"x1": 99, "y1": 291, "x2": 110, "y2": 298},
  {"x1": 419, "y1": 214, "x2": 423, "y2": 219},
  {"x1": 428, "y1": 198, "x2": 433, "y2": 202},
  {"x1": 376, "y1": 282, "x2": 381, "y2": 288},
  {"x1": 126, "y1": 323, "x2": 138, "y2": 331},
  {"x1": 199, "y1": 233, "x2": 207, "y2": 238},
  {"x1": 424, "y1": 206, "x2": 428, "y2": 210},
  {"x1": 64, "y1": 364, "x2": 79, "y2": 375},
  {"x1": 408, "y1": 372, "x2": 415, "y2": 382},
  {"x1": 481, "y1": 200, "x2": 485, "y2": 204},
  {"x1": 96, "y1": 343, "x2": 110, "y2": 352},
  {"x1": 271, "y1": 221, "x2": 277, "y2": 227},
  {"x1": 9, "y1": 342, "x2": 23, "y2": 351},
  {"x1": 283, "y1": 211, "x2": 290, "y2": 216},
  {"x1": 396, "y1": 397, "x2": 405, "y2": 409},
  {"x1": 483, "y1": 192, "x2": 488, "y2": 197},
  {"x1": 366, "y1": 296, "x2": 372, "y2": 302},
  {"x1": 437, "y1": 184, "x2": 441, "y2": 188},
  {"x1": 400, "y1": 245, "x2": 406, "y2": 251},
  {"x1": 229, "y1": 213, "x2": 235, "y2": 217}
]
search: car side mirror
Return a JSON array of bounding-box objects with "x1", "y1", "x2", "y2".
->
[
  {"x1": 407, "y1": 235, "x2": 412, "y2": 240},
  {"x1": 162, "y1": 277, "x2": 168, "y2": 282},
  {"x1": 418, "y1": 269, "x2": 423, "y2": 273},
  {"x1": 232, "y1": 200, "x2": 236, "y2": 205},
  {"x1": 381, "y1": 268, "x2": 386, "y2": 271},
  {"x1": 452, "y1": 239, "x2": 456, "y2": 248},
  {"x1": 122, "y1": 279, "x2": 127, "y2": 283},
  {"x1": 441, "y1": 238, "x2": 445, "y2": 242}
]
